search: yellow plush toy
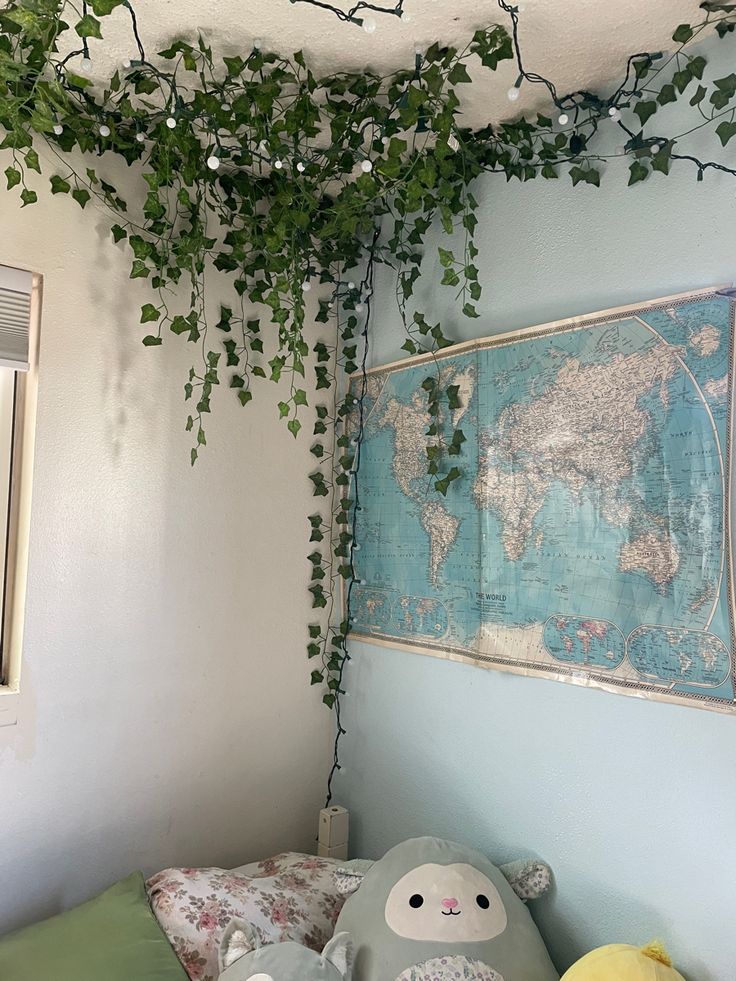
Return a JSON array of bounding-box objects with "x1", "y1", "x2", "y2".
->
[{"x1": 561, "y1": 942, "x2": 686, "y2": 981}]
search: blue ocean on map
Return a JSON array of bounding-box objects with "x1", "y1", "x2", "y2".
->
[{"x1": 351, "y1": 292, "x2": 735, "y2": 712}]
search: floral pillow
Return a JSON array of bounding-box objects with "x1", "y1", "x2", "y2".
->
[{"x1": 147, "y1": 853, "x2": 348, "y2": 981}]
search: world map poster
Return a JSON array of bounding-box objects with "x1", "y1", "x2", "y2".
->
[{"x1": 349, "y1": 287, "x2": 736, "y2": 713}]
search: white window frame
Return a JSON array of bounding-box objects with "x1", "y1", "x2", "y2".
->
[{"x1": 0, "y1": 271, "x2": 40, "y2": 726}]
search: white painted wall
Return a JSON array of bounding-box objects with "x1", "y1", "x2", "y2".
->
[{"x1": 0, "y1": 165, "x2": 331, "y2": 934}]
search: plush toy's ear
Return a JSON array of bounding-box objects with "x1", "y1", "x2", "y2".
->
[
  {"x1": 334, "y1": 868, "x2": 365, "y2": 897},
  {"x1": 218, "y1": 918, "x2": 259, "y2": 971},
  {"x1": 499, "y1": 859, "x2": 553, "y2": 901},
  {"x1": 322, "y1": 932, "x2": 354, "y2": 979}
]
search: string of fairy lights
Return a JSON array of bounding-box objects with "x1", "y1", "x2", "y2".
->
[{"x1": 290, "y1": 0, "x2": 411, "y2": 33}]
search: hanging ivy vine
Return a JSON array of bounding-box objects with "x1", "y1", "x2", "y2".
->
[{"x1": 2, "y1": 1, "x2": 736, "y2": 752}]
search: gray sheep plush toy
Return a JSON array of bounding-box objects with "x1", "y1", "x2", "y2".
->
[
  {"x1": 334, "y1": 837, "x2": 558, "y2": 981},
  {"x1": 217, "y1": 919, "x2": 353, "y2": 981}
]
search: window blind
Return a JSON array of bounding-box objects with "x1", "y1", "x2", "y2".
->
[{"x1": 0, "y1": 265, "x2": 32, "y2": 371}]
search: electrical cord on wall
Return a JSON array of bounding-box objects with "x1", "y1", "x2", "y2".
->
[{"x1": 324, "y1": 227, "x2": 380, "y2": 808}]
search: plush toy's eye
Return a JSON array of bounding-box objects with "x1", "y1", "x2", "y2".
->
[
  {"x1": 409, "y1": 894, "x2": 424, "y2": 909},
  {"x1": 476, "y1": 894, "x2": 490, "y2": 909}
]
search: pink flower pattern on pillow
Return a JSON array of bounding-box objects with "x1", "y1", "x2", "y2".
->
[{"x1": 146, "y1": 853, "x2": 346, "y2": 981}]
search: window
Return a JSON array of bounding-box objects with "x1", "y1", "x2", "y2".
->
[{"x1": 0, "y1": 264, "x2": 39, "y2": 720}]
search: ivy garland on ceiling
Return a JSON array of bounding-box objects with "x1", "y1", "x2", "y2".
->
[{"x1": 2, "y1": 1, "x2": 736, "y2": 781}]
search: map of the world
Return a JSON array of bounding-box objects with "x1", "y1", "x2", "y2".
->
[{"x1": 350, "y1": 288, "x2": 736, "y2": 713}]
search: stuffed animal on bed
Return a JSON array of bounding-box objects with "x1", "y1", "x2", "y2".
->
[
  {"x1": 334, "y1": 837, "x2": 558, "y2": 981},
  {"x1": 560, "y1": 942, "x2": 686, "y2": 981},
  {"x1": 217, "y1": 919, "x2": 353, "y2": 981}
]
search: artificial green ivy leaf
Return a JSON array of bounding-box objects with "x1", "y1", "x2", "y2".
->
[
  {"x1": 690, "y1": 84, "x2": 707, "y2": 105},
  {"x1": 50, "y1": 175, "x2": 70, "y2": 194},
  {"x1": 72, "y1": 188, "x2": 91, "y2": 209},
  {"x1": 447, "y1": 62, "x2": 472, "y2": 85},
  {"x1": 75, "y1": 13, "x2": 103, "y2": 38},
  {"x1": 711, "y1": 73, "x2": 736, "y2": 108},
  {"x1": 130, "y1": 260, "x2": 149, "y2": 279},
  {"x1": 24, "y1": 148, "x2": 41, "y2": 173},
  {"x1": 90, "y1": 0, "x2": 124, "y2": 13},
  {"x1": 672, "y1": 23, "x2": 694, "y2": 44},
  {"x1": 628, "y1": 161, "x2": 649, "y2": 185},
  {"x1": 20, "y1": 188, "x2": 37, "y2": 207},
  {"x1": 634, "y1": 100, "x2": 657, "y2": 125},
  {"x1": 111, "y1": 223, "x2": 127, "y2": 242},
  {"x1": 569, "y1": 166, "x2": 600, "y2": 187},
  {"x1": 140, "y1": 303, "x2": 161, "y2": 323},
  {"x1": 716, "y1": 119, "x2": 736, "y2": 145},
  {"x1": 657, "y1": 84, "x2": 677, "y2": 106},
  {"x1": 689, "y1": 56, "x2": 707, "y2": 79},
  {"x1": 4, "y1": 167, "x2": 20, "y2": 190},
  {"x1": 673, "y1": 67, "x2": 693, "y2": 93},
  {"x1": 142, "y1": 335, "x2": 162, "y2": 346},
  {"x1": 64, "y1": 72, "x2": 92, "y2": 89},
  {"x1": 238, "y1": 389, "x2": 253, "y2": 406},
  {"x1": 287, "y1": 418, "x2": 301, "y2": 437}
]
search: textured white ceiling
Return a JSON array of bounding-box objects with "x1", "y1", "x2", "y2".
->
[{"x1": 90, "y1": 0, "x2": 705, "y2": 125}]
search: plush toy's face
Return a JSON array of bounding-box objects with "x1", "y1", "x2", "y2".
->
[{"x1": 384, "y1": 862, "x2": 507, "y2": 943}]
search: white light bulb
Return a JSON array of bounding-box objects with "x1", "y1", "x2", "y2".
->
[
  {"x1": 362, "y1": 15, "x2": 377, "y2": 33},
  {"x1": 608, "y1": 107, "x2": 620, "y2": 120},
  {"x1": 507, "y1": 86, "x2": 521, "y2": 102},
  {"x1": 296, "y1": 161, "x2": 305, "y2": 172},
  {"x1": 253, "y1": 38, "x2": 262, "y2": 49},
  {"x1": 650, "y1": 143, "x2": 660, "y2": 155},
  {"x1": 136, "y1": 131, "x2": 145, "y2": 143},
  {"x1": 414, "y1": 44, "x2": 423, "y2": 55},
  {"x1": 80, "y1": 57, "x2": 92, "y2": 72},
  {"x1": 222, "y1": 101, "x2": 231, "y2": 111},
  {"x1": 274, "y1": 159, "x2": 283, "y2": 169},
  {"x1": 400, "y1": 10, "x2": 411, "y2": 22},
  {"x1": 53, "y1": 123, "x2": 64, "y2": 136},
  {"x1": 558, "y1": 113, "x2": 569, "y2": 125},
  {"x1": 302, "y1": 280, "x2": 312, "y2": 292},
  {"x1": 206, "y1": 155, "x2": 220, "y2": 170},
  {"x1": 122, "y1": 58, "x2": 132, "y2": 69},
  {"x1": 361, "y1": 159, "x2": 373, "y2": 173},
  {"x1": 166, "y1": 116, "x2": 177, "y2": 129},
  {"x1": 381, "y1": 135, "x2": 389, "y2": 145},
  {"x1": 348, "y1": 281, "x2": 355, "y2": 289},
  {"x1": 356, "y1": 303, "x2": 365, "y2": 313},
  {"x1": 99, "y1": 124, "x2": 111, "y2": 137}
]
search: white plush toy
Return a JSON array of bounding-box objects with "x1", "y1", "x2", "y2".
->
[{"x1": 217, "y1": 919, "x2": 353, "y2": 981}]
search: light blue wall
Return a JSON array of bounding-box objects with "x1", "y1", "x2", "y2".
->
[{"x1": 336, "y1": 46, "x2": 736, "y2": 981}]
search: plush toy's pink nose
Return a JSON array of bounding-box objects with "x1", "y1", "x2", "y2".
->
[{"x1": 441, "y1": 898, "x2": 459, "y2": 910}]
